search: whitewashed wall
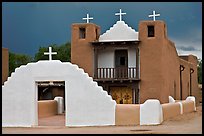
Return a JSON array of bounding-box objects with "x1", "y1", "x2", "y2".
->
[
  {"x1": 140, "y1": 99, "x2": 163, "y2": 125},
  {"x1": 2, "y1": 60, "x2": 116, "y2": 127},
  {"x1": 128, "y1": 48, "x2": 137, "y2": 78},
  {"x1": 98, "y1": 49, "x2": 114, "y2": 68},
  {"x1": 128, "y1": 48, "x2": 136, "y2": 67},
  {"x1": 99, "y1": 21, "x2": 138, "y2": 42},
  {"x1": 98, "y1": 49, "x2": 114, "y2": 78}
]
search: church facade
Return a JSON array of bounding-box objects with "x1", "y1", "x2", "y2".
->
[{"x1": 71, "y1": 11, "x2": 199, "y2": 104}]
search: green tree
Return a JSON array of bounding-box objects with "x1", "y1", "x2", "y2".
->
[
  {"x1": 9, "y1": 52, "x2": 16, "y2": 76},
  {"x1": 34, "y1": 42, "x2": 71, "y2": 62},
  {"x1": 9, "y1": 52, "x2": 33, "y2": 76},
  {"x1": 197, "y1": 59, "x2": 202, "y2": 84},
  {"x1": 8, "y1": 42, "x2": 71, "y2": 76}
]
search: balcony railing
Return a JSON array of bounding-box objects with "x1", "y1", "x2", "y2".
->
[{"x1": 95, "y1": 67, "x2": 137, "y2": 79}]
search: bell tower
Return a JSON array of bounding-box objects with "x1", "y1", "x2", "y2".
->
[
  {"x1": 138, "y1": 20, "x2": 169, "y2": 103},
  {"x1": 71, "y1": 23, "x2": 100, "y2": 77}
]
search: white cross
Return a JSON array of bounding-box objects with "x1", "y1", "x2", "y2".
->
[
  {"x1": 44, "y1": 46, "x2": 57, "y2": 61},
  {"x1": 148, "y1": 10, "x2": 160, "y2": 21},
  {"x1": 82, "y1": 14, "x2": 93, "y2": 23},
  {"x1": 115, "y1": 9, "x2": 126, "y2": 21}
]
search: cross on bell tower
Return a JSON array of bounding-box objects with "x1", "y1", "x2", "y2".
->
[
  {"x1": 115, "y1": 9, "x2": 126, "y2": 21},
  {"x1": 44, "y1": 46, "x2": 57, "y2": 61},
  {"x1": 148, "y1": 10, "x2": 160, "y2": 21},
  {"x1": 82, "y1": 13, "x2": 93, "y2": 23}
]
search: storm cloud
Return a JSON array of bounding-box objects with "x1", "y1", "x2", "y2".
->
[
  {"x1": 177, "y1": 46, "x2": 200, "y2": 51},
  {"x1": 2, "y1": 2, "x2": 202, "y2": 59}
]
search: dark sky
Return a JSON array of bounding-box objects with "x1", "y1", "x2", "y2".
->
[{"x1": 2, "y1": 2, "x2": 202, "y2": 59}]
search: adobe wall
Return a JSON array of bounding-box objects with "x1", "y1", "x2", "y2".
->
[
  {"x1": 115, "y1": 104, "x2": 140, "y2": 125},
  {"x1": 188, "y1": 56, "x2": 199, "y2": 103},
  {"x1": 71, "y1": 23, "x2": 100, "y2": 77},
  {"x1": 181, "y1": 100, "x2": 195, "y2": 113},
  {"x1": 186, "y1": 55, "x2": 199, "y2": 105},
  {"x1": 162, "y1": 102, "x2": 181, "y2": 121},
  {"x1": 52, "y1": 87, "x2": 65, "y2": 98},
  {"x1": 139, "y1": 21, "x2": 180, "y2": 104},
  {"x1": 2, "y1": 60, "x2": 116, "y2": 127},
  {"x1": 160, "y1": 39, "x2": 180, "y2": 102},
  {"x1": 2, "y1": 47, "x2": 9, "y2": 84},
  {"x1": 179, "y1": 56, "x2": 199, "y2": 105},
  {"x1": 179, "y1": 59, "x2": 192, "y2": 99},
  {"x1": 38, "y1": 100, "x2": 57, "y2": 118},
  {"x1": 138, "y1": 20, "x2": 199, "y2": 104}
]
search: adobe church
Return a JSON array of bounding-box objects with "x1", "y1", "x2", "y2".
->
[
  {"x1": 71, "y1": 10, "x2": 199, "y2": 104},
  {"x1": 2, "y1": 9, "x2": 199, "y2": 127}
]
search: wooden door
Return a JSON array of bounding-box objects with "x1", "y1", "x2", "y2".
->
[{"x1": 110, "y1": 87, "x2": 132, "y2": 104}]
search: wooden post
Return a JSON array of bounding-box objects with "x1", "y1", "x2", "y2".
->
[
  {"x1": 136, "y1": 47, "x2": 139, "y2": 79},
  {"x1": 94, "y1": 48, "x2": 98, "y2": 78}
]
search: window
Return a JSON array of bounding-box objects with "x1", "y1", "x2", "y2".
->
[
  {"x1": 115, "y1": 50, "x2": 128, "y2": 67},
  {"x1": 96, "y1": 29, "x2": 98, "y2": 39},
  {"x1": 148, "y1": 26, "x2": 154, "y2": 37},
  {"x1": 79, "y1": 28, "x2": 86, "y2": 39}
]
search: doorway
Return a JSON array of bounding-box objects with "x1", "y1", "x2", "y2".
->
[
  {"x1": 115, "y1": 50, "x2": 128, "y2": 79},
  {"x1": 110, "y1": 86, "x2": 132, "y2": 104},
  {"x1": 37, "y1": 81, "x2": 65, "y2": 126}
]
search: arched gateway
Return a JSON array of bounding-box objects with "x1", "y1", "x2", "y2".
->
[{"x1": 2, "y1": 60, "x2": 116, "y2": 127}]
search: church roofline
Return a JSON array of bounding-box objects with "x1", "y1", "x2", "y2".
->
[
  {"x1": 99, "y1": 21, "x2": 138, "y2": 42},
  {"x1": 139, "y1": 20, "x2": 165, "y2": 24},
  {"x1": 91, "y1": 40, "x2": 140, "y2": 46},
  {"x1": 72, "y1": 23, "x2": 100, "y2": 27}
]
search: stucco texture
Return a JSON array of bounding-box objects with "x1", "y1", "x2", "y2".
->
[
  {"x1": 181, "y1": 100, "x2": 195, "y2": 114},
  {"x1": 138, "y1": 21, "x2": 198, "y2": 104},
  {"x1": 115, "y1": 104, "x2": 140, "y2": 125},
  {"x1": 71, "y1": 23, "x2": 100, "y2": 77},
  {"x1": 162, "y1": 103, "x2": 181, "y2": 121},
  {"x1": 2, "y1": 60, "x2": 116, "y2": 127}
]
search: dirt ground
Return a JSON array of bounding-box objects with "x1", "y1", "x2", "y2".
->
[{"x1": 2, "y1": 106, "x2": 202, "y2": 134}]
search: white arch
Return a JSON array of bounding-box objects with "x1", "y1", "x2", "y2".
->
[{"x1": 2, "y1": 60, "x2": 116, "y2": 127}]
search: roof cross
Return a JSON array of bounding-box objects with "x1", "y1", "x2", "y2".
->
[
  {"x1": 115, "y1": 9, "x2": 126, "y2": 21},
  {"x1": 82, "y1": 13, "x2": 93, "y2": 23},
  {"x1": 148, "y1": 10, "x2": 160, "y2": 21},
  {"x1": 44, "y1": 46, "x2": 57, "y2": 61}
]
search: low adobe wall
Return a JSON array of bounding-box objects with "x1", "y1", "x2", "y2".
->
[
  {"x1": 181, "y1": 100, "x2": 195, "y2": 114},
  {"x1": 38, "y1": 100, "x2": 57, "y2": 118},
  {"x1": 162, "y1": 102, "x2": 181, "y2": 121},
  {"x1": 37, "y1": 97, "x2": 196, "y2": 126},
  {"x1": 115, "y1": 104, "x2": 140, "y2": 125},
  {"x1": 115, "y1": 99, "x2": 163, "y2": 126},
  {"x1": 162, "y1": 96, "x2": 196, "y2": 121},
  {"x1": 115, "y1": 96, "x2": 196, "y2": 126}
]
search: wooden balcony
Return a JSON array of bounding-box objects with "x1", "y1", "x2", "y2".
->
[{"x1": 94, "y1": 67, "x2": 139, "y2": 81}]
